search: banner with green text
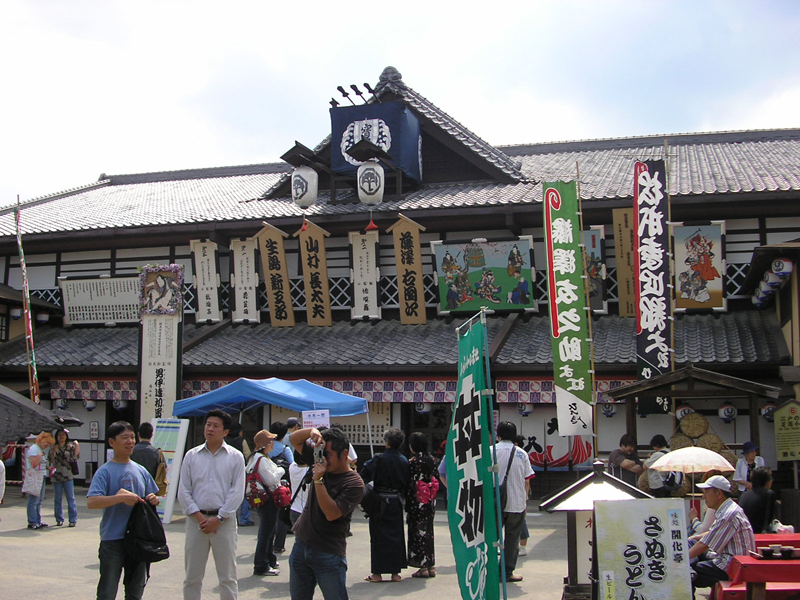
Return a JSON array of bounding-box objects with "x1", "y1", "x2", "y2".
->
[
  {"x1": 543, "y1": 181, "x2": 594, "y2": 437},
  {"x1": 446, "y1": 317, "x2": 500, "y2": 600}
]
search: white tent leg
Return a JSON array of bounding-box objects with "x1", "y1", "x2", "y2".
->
[{"x1": 366, "y1": 410, "x2": 374, "y2": 458}]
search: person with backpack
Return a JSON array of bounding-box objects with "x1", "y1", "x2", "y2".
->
[
  {"x1": 224, "y1": 422, "x2": 253, "y2": 526},
  {"x1": 87, "y1": 421, "x2": 159, "y2": 600},
  {"x1": 247, "y1": 429, "x2": 286, "y2": 576},
  {"x1": 267, "y1": 421, "x2": 294, "y2": 553},
  {"x1": 643, "y1": 434, "x2": 679, "y2": 497}
]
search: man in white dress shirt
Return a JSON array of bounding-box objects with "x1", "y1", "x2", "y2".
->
[
  {"x1": 494, "y1": 421, "x2": 534, "y2": 583},
  {"x1": 178, "y1": 409, "x2": 246, "y2": 600}
]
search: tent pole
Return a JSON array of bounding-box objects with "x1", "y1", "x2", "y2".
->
[{"x1": 366, "y1": 409, "x2": 374, "y2": 458}]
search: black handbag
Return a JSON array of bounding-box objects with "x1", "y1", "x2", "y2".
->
[{"x1": 359, "y1": 454, "x2": 383, "y2": 518}]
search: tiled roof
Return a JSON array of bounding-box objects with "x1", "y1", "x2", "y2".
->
[
  {"x1": 497, "y1": 311, "x2": 789, "y2": 366},
  {"x1": 0, "y1": 311, "x2": 785, "y2": 372}
]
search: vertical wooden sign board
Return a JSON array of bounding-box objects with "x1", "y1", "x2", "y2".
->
[
  {"x1": 190, "y1": 239, "x2": 223, "y2": 323},
  {"x1": 254, "y1": 224, "x2": 295, "y2": 327},
  {"x1": 349, "y1": 230, "x2": 381, "y2": 320},
  {"x1": 294, "y1": 220, "x2": 333, "y2": 327},
  {"x1": 613, "y1": 208, "x2": 637, "y2": 317},
  {"x1": 387, "y1": 214, "x2": 427, "y2": 325},
  {"x1": 230, "y1": 237, "x2": 261, "y2": 323}
]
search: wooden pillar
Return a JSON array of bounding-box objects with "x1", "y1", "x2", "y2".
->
[
  {"x1": 626, "y1": 396, "x2": 638, "y2": 440},
  {"x1": 748, "y1": 393, "x2": 760, "y2": 449}
]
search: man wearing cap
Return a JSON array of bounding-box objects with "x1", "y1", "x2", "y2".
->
[
  {"x1": 689, "y1": 475, "x2": 755, "y2": 592},
  {"x1": 179, "y1": 409, "x2": 246, "y2": 600},
  {"x1": 733, "y1": 441, "x2": 765, "y2": 493},
  {"x1": 282, "y1": 417, "x2": 301, "y2": 446}
]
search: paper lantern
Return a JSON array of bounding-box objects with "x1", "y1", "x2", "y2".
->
[
  {"x1": 761, "y1": 401, "x2": 777, "y2": 423},
  {"x1": 10, "y1": 307, "x2": 22, "y2": 319},
  {"x1": 414, "y1": 402, "x2": 432, "y2": 414},
  {"x1": 772, "y1": 258, "x2": 793, "y2": 278},
  {"x1": 751, "y1": 294, "x2": 768, "y2": 307},
  {"x1": 357, "y1": 160, "x2": 384, "y2": 206},
  {"x1": 599, "y1": 403, "x2": 616, "y2": 418},
  {"x1": 718, "y1": 402, "x2": 738, "y2": 423},
  {"x1": 56, "y1": 398, "x2": 69, "y2": 409},
  {"x1": 758, "y1": 280, "x2": 776, "y2": 295},
  {"x1": 763, "y1": 270, "x2": 782, "y2": 288},
  {"x1": 291, "y1": 166, "x2": 318, "y2": 209},
  {"x1": 35, "y1": 312, "x2": 50, "y2": 323},
  {"x1": 112, "y1": 399, "x2": 128, "y2": 410},
  {"x1": 676, "y1": 404, "x2": 695, "y2": 420},
  {"x1": 83, "y1": 399, "x2": 97, "y2": 411},
  {"x1": 517, "y1": 402, "x2": 534, "y2": 416}
]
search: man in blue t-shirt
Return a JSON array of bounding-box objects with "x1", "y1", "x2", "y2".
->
[{"x1": 88, "y1": 421, "x2": 159, "y2": 600}]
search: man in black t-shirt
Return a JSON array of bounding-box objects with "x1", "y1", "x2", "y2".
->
[
  {"x1": 131, "y1": 422, "x2": 160, "y2": 479},
  {"x1": 738, "y1": 466, "x2": 777, "y2": 533},
  {"x1": 288, "y1": 426, "x2": 364, "y2": 600}
]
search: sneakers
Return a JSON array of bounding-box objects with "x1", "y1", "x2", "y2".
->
[
  {"x1": 56, "y1": 520, "x2": 64, "y2": 526},
  {"x1": 240, "y1": 521, "x2": 255, "y2": 527},
  {"x1": 254, "y1": 567, "x2": 280, "y2": 576},
  {"x1": 68, "y1": 522, "x2": 77, "y2": 527},
  {"x1": 518, "y1": 546, "x2": 528, "y2": 556},
  {"x1": 27, "y1": 523, "x2": 47, "y2": 530}
]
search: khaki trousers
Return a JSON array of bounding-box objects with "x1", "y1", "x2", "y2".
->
[{"x1": 183, "y1": 516, "x2": 238, "y2": 600}]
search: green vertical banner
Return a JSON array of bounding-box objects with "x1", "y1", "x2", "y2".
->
[
  {"x1": 543, "y1": 181, "x2": 594, "y2": 437},
  {"x1": 447, "y1": 318, "x2": 500, "y2": 600}
]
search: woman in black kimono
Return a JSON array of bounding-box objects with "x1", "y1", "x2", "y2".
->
[
  {"x1": 406, "y1": 432, "x2": 438, "y2": 578},
  {"x1": 361, "y1": 427, "x2": 409, "y2": 582}
]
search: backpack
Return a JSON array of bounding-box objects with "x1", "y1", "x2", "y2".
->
[
  {"x1": 245, "y1": 457, "x2": 271, "y2": 509},
  {"x1": 154, "y1": 449, "x2": 168, "y2": 496},
  {"x1": 662, "y1": 471, "x2": 683, "y2": 493},
  {"x1": 124, "y1": 500, "x2": 170, "y2": 563}
]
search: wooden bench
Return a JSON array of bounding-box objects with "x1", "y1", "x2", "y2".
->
[{"x1": 713, "y1": 580, "x2": 800, "y2": 600}]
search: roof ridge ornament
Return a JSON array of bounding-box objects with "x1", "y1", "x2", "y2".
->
[{"x1": 375, "y1": 66, "x2": 406, "y2": 94}]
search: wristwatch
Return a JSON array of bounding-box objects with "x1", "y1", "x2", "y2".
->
[
  {"x1": 217, "y1": 515, "x2": 226, "y2": 523},
  {"x1": 314, "y1": 478, "x2": 324, "y2": 485}
]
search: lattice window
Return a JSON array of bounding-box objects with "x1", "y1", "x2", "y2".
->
[
  {"x1": 31, "y1": 288, "x2": 62, "y2": 306},
  {"x1": 606, "y1": 267, "x2": 619, "y2": 301},
  {"x1": 182, "y1": 284, "x2": 196, "y2": 313},
  {"x1": 0, "y1": 313, "x2": 7, "y2": 342},
  {"x1": 727, "y1": 263, "x2": 749, "y2": 298}
]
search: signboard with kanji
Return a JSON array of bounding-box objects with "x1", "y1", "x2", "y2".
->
[
  {"x1": 255, "y1": 223, "x2": 296, "y2": 328},
  {"x1": 774, "y1": 399, "x2": 800, "y2": 461}
]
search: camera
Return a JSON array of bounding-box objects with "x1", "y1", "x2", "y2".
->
[{"x1": 314, "y1": 444, "x2": 325, "y2": 464}]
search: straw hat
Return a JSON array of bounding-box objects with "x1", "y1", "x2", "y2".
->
[{"x1": 254, "y1": 429, "x2": 277, "y2": 450}]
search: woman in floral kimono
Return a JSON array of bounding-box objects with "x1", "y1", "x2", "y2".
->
[{"x1": 406, "y1": 432, "x2": 438, "y2": 578}]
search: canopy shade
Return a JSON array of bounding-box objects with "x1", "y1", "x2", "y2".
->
[
  {"x1": 0, "y1": 383, "x2": 60, "y2": 443},
  {"x1": 172, "y1": 378, "x2": 369, "y2": 418}
]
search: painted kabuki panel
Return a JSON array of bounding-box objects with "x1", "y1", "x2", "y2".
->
[
  {"x1": 430, "y1": 237, "x2": 535, "y2": 314},
  {"x1": 672, "y1": 222, "x2": 726, "y2": 311}
]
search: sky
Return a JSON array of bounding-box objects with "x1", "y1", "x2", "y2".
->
[{"x1": 1, "y1": 0, "x2": 799, "y2": 206}]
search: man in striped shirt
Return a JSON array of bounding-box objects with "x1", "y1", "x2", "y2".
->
[{"x1": 689, "y1": 475, "x2": 755, "y2": 591}]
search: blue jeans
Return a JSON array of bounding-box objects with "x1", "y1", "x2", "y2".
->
[
  {"x1": 97, "y1": 539, "x2": 148, "y2": 600},
  {"x1": 240, "y1": 496, "x2": 252, "y2": 524},
  {"x1": 255, "y1": 500, "x2": 279, "y2": 570},
  {"x1": 290, "y1": 538, "x2": 348, "y2": 600},
  {"x1": 26, "y1": 479, "x2": 45, "y2": 525},
  {"x1": 53, "y1": 479, "x2": 78, "y2": 523}
]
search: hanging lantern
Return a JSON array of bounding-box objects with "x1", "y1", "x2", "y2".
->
[
  {"x1": 56, "y1": 398, "x2": 69, "y2": 409},
  {"x1": 112, "y1": 399, "x2": 128, "y2": 410},
  {"x1": 599, "y1": 403, "x2": 616, "y2": 418},
  {"x1": 751, "y1": 294, "x2": 768, "y2": 308},
  {"x1": 357, "y1": 160, "x2": 384, "y2": 206},
  {"x1": 291, "y1": 166, "x2": 318, "y2": 209},
  {"x1": 517, "y1": 402, "x2": 534, "y2": 416},
  {"x1": 414, "y1": 402, "x2": 432, "y2": 414},
  {"x1": 772, "y1": 258, "x2": 793, "y2": 279},
  {"x1": 763, "y1": 270, "x2": 782, "y2": 288},
  {"x1": 83, "y1": 399, "x2": 97, "y2": 411},
  {"x1": 758, "y1": 280, "x2": 776, "y2": 296},
  {"x1": 10, "y1": 307, "x2": 22, "y2": 319},
  {"x1": 718, "y1": 402, "x2": 738, "y2": 423},
  {"x1": 676, "y1": 404, "x2": 695, "y2": 420},
  {"x1": 35, "y1": 312, "x2": 50, "y2": 323},
  {"x1": 761, "y1": 401, "x2": 777, "y2": 423}
]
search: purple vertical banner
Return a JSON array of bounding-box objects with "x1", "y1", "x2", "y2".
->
[{"x1": 633, "y1": 160, "x2": 672, "y2": 415}]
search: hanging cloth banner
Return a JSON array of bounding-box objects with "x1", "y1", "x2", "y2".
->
[
  {"x1": 14, "y1": 204, "x2": 41, "y2": 404},
  {"x1": 190, "y1": 239, "x2": 222, "y2": 323},
  {"x1": 387, "y1": 214, "x2": 427, "y2": 325},
  {"x1": 230, "y1": 237, "x2": 261, "y2": 323},
  {"x1": 612, "y1": 208, "x2": 637, "y2": 317},
  {"x1": 543, "y1": 181, "x2": 594, "y2": 437},
  {"x1": 633, "y1": 160, "x2": 673, "y2": 415},
  {"x1": 255, "y1": 223, "x2": 296, "y2": 328},
  {"x1": 294, "y1": 220, "x2": 333, "y2": 327},
  {"x1": 447, "y1": 317, "x2": 500, "y2": 600},
  {"x1": 349, "y1": 230, "x2": 381, "y2": 321}
]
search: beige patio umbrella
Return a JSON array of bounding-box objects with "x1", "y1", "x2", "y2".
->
[{"x1": 649, "y1": 446, "x2": 734, "y2": 509}]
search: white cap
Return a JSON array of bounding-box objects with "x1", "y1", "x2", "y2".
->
[{"x1": 696, "y1": 475, "x2": 731, "y2": 493}]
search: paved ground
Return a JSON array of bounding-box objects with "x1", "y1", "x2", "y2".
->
[{"x1": 0, "y1": 485, "x2": 568, "y2": 599}]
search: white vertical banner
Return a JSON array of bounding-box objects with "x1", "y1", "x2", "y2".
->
[
  {"x1": 349, "y1": 230, "x2": 381, "y2": 320},
  {"x1": 151, "y1": 418, "x2": 189, "y2": 523},
  {"x1": 190, "y1": 239, "x2": 222, "y2": 323},
  {"x1": 139, "y1": 314, "x2": 182, "y2": 422},
  {"x1": 230, "y1": 237, "x2": 260, "y2": 323}
]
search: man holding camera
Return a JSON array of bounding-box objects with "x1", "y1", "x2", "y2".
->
[{"x1": 288, "y1": 426, "x2": 364, "y2": 600}]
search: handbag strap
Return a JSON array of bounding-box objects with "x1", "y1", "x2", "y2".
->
[
  {"x1": 288, "y1": 467, "x2": 312, "y2": 506},
  {"x1": 501, "y1": 445, "x2": 516, "y2": 486}
]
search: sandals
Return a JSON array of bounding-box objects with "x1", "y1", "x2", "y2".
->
[
  {"x1": 364, "y1": 575, "x2": 383, "y2": 583},
  {"x1": 412, "y1": 570, "x2": 431, "y2": 578},
  {"x1": 364, "y1": 574, "x2": 402, "y2": 583}
]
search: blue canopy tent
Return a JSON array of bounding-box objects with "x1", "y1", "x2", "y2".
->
[{"x1": 172, "y1": 378, "x2": 373, "y2": 454}]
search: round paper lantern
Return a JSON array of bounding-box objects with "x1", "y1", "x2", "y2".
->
[
  {"x1": 83, "y1": 399, "x2": 97, "y2": 411},
  {"x1": 357, "y1": 160, "x2": 384, "y2": 206},
  {"x1": 761, "y1": 401, "x2": 777, "y2": 422},
  {"x1": 772, "y1": 258, "x2": 793, "y2": 278},
  {"x1": 758, "y1": 280, "x2": 776, "y2": 295},
  {"x1": 414, "y1": 402, "x2": 432, "y2": 414},
  {"x1": 718, "y1": 402, "x2": 738, "y2": 423},
  {"x1": 676, "y1": 404, "x2": 695, "y2": 420},
  {"x1": 56, "y1": 398, "x2": 69, "y2": 410},
  {"x1": 291, "y1": 166, "x2": 318, "y2": 209},
  {"x1": 600, "y1": 403, "x2": 616, "y2": 418},
  {"x1": 752, "y1": 294, "x2": 768, "y2": 307},
  {"x1": 112, "y1": 399, "x2": 128, "y2": 410},
  {"x1": 763, "y1": 270, "x2": 782, "y2": 288},
  {"x1": 517, "y1": 402, "x2": 534, "y2": 416}
]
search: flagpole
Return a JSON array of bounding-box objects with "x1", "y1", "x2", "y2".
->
[
  {"x1": 664, "y1": 140, "x2": 677, "y2": 433},
  {"x1": 576, "y1": 163, "x2": 598, "y2": 458},
  {"x1": 14, "y1": 197, "x2": 41, "y2": 404}
]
